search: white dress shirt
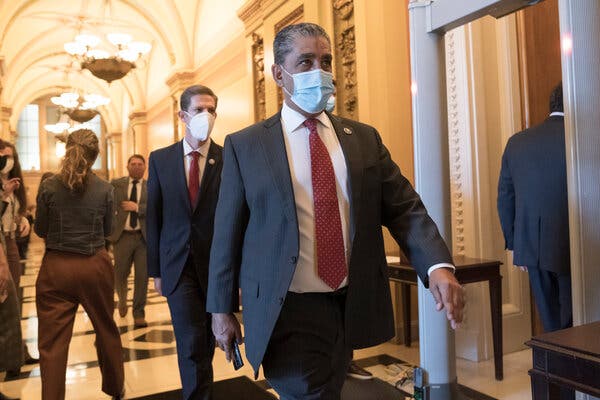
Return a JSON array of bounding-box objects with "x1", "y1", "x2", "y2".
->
[
  {"x1": 282, "y1": 104, "x2": 351, "y2": 292},
  {"x1": 183, "y1": 137, "x2": 211, "y2": 189},
  {"x1": 281, "y1": 104, "x2": 454, "y2": 293},
  {"x1": 124, "y1": 177, "x2": 142, "y2": 231}
]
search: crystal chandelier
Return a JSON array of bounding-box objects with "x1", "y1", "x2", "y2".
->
[
  {"x1": 65, "y1": 33, "x2": 151, "y2": 83},
  {"x1": 45, "y1": 120, "x2": 97, "y2": 135},
  {"x1": 50, "y1": 92, "x2": 110, "y2": 122}
]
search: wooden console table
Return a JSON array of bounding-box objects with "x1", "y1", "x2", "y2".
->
[
  {"x1": 526, "y1": 321, "x2": 600, "y2": 399},
  {"x1": 388, "y1": 256, "x2": 503, "y2": 380}
]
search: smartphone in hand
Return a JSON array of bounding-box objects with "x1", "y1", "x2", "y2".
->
[{"x1": 232, "y1": 341, "x2": 244, "y2": 370}]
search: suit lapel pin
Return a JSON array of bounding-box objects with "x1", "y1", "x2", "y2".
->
[
  {"x1": 208, "y1": 158, "x2": 215, "y2": 165},
  {"x1": 343, "y1": 127, "x2": 352, "y2": 135}
]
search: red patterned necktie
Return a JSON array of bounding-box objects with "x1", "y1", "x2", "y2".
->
[
  {"x1": 304, "y1": 118, "x2": 347, "y2": 289},
  {"x1": 188, "y1": 151, "x2": 200, "y2": 207}
]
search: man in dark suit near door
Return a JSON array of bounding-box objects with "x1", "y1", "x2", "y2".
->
[
  {"x1": 498, "y1": 83, "x2": 572, "y2": 332},
  {"x1": 109, "y1": 154, "x2": 148, "y2": 328},
  {"x1": 147, "y1": 85, "x2": 223, "y2": 400},
  {"x1": 207, "y1": 23, "x2": 465, "y2": 399}
]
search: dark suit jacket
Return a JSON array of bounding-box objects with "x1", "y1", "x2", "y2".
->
[
  {"x1": 207, "y1": 112, "x2": 452, "y2": 373},
  {"x1": 146, "y1": 140, "x2": 223, "y2": 296},
  {"x1": 108, "y1": 176, "x2": 147, "y2": 242},
  {"x1": 497, "y1": 116, "x2": 570, "y2": 273}
]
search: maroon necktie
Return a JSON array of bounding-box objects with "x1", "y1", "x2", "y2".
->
[
  {"x1": 304, "y1": 118, "x2": 347, "y2": 289},
  {"x1": 188, "y1": 151, "x2": 200, "y2": 207}
]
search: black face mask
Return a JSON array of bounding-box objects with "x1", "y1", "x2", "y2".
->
[{"x1": 0, "y1": 155, "x2": 6, "y2": 172}]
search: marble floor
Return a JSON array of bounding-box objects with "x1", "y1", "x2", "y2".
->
[{"x1": 1, "y1": 241, "x2": 533, "y2": 399}]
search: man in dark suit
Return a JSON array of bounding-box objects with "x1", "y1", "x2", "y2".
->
[
  {"x1": 498, "y1": 83, "x2": 571, "y2": 332},
  {"x1": 147, "y1": 85, "x2": 223, "y2": 400},
  {"x1": 207, "y1": 23, "x2": 464, "y2": 399},
  {"x1": 109, "y1": 154, "x2": 148, "y2": 328}
]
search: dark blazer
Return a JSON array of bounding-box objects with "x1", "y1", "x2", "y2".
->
[
  {"x1": 146, "y1": 140, "x2": 223, "y2": 296},
  {"x1": 108, "y1": 176, "x2": 147, "y2": 242},
  {"x1": 35, "y1": 174, "x2": 113, "y2": 255},
  {"x1": 497, "y1": 116, "x2": 570, "y2": 273},
  {"x1": 207, "y1": 112, "x2": 452, "y2": 373}
]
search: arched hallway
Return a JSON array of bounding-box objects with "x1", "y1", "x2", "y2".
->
[{"x1": 1, "y1": 0, "x2": 599, "y2": 399}]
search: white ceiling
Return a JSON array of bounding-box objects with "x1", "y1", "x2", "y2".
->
[{"x1": 0, "y1": 0, "x2": 246, "y2": 132}]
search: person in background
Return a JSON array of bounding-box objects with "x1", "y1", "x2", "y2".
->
[
  {"x1": 146, "y1": 84, "x2": 224, "y2": 400},
  {"x1": 16, "y1": 205, "x2": 34, "y2": 260},
  {"x1": 35, "y1": 129, "x2": 124, "y2": 400},
  {"x1": 0, "y1": 140, "x2": 38, "y2": 373},
  {"x1": 208, "y1": 22, "x2": 464, "y2": 399},
  {"x1": 0, "y1": 246, "x2": 21, "y2": 400},
  {"x1": 109, "y1": 154, "x2": 148, "y2": 328},
  {"x1": 0, "y1": 140, "x2": 31, "y2": 289},
  {"x1": 0, "y1": 151, "x2": 23, "y2": 400},
  {"x1": 498, "y1": 83, "x2": 572, "y2": 332}
]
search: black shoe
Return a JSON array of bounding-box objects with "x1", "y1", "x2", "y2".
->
[
  {"x1": 134, "y1": 317, "x2": 148, "y2": 328},
  {"x1": 4, "y1": 369, "x2": 20, "y2": 381},
  {"x1": 0, "y1": 391, "x2": 20, "y2": 400},
  {"x1": 347, "y1": 362, "x2": 374, "y2": 380},
  {"x1": 24, "y1": 355, "x2": 39, "y2": 365}
]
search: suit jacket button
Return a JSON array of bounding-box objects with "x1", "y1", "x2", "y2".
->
[
  {"x1": 278, "y1": 297, "x2": 284, "y2": 305},
  {"x1": 290, "y1": 256, "x2": 297, "y2": 264}
]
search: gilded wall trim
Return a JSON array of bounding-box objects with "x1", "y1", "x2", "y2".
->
[
  {"x1": 252, "y1": 33, "x2": 266, "y2": 121},
  {"x1": 332, "y1": 0, "x2": 358, "y2": 118},
  {"x1": 274, "y1": 5, "x2": 304, "y2": 34}
]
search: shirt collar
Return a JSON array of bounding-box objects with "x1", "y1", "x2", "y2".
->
[
  {"x1": 549, "y1": 111, "x2": 565, "y2": 117},
  {"x1": 128, "y1": 177, "x2": 140, "y2": 184},
  {"x1": 281, "y1": 102, "x2": 333, "y2": 133},
  {"x1": 183, "y1": 137, "x2": 211, "y2": 158}
]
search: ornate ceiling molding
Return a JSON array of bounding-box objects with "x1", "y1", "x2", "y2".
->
[{"x1": 165, "y1": 70, "x2": 196, "y2": 97}]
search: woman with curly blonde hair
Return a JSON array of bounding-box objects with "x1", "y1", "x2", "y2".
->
[{"x1": 35, "y1": 129, "x2": 124, "y2": 400}]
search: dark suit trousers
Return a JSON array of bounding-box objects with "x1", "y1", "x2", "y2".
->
[
  {"x1": 166, "y1": 258, "x2": 215, "y2": 400},
  {"x1": 528, "y1": 267, "x2": 572, "y2": 332},
  {"x1": 262, "y1": 290, "x2": 353, "y2": 400},
  {"x1": 113, "y1": 230, "x2": 148, "y2": 318},
  {"x1": 36, "y1": 249, "x2": 124, "y2": 400}
]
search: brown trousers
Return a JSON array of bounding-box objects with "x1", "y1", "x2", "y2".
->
[{"x1": 36, "y1": 249, "x2": 124, "y2": 400}]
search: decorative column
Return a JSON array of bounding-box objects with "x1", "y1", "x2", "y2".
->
[
  {"x1": 166, "y1": 70, "x2": 196, "y2": 142},
  {"x1": 332, "y1": 0, "x2": 358, "y2": 119},
  {"x1": 558, "y1": 0, "x2": 600, "y2": 328},
  {"x1": 1, "y1": 106, "x2": 11, "y2": 140},
  {"x1": 128, "y1": 111, "x2": 148, "y2": 157},
  {"x1": 106, "y1": 132, "x2": 123, "y2": 178},
  {"x1": 251, "y1": 32, "x2": 266, "y2": 122}
]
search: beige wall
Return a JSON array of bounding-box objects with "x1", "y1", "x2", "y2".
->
[
  {"x1": 147, "y1": 103, "x2": 173, "y2": 156},
  {"x1": 354, "y1": 0, "x2": 414, "y2": 255}
]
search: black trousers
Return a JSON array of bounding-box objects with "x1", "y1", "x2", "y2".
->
[
  {"x1": 262, "y1": 290, "x2": 352, "y2": 400},
  {"x1": 166, "y1": 259, "x2": 215, "y2": 400},
  {"x1": 528, "y1": 267, "x2": 572, "y2": 332}
]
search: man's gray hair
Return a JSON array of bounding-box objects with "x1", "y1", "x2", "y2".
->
[{"x1": 273, "y1": 23, "x2": 331, "y2": 65}]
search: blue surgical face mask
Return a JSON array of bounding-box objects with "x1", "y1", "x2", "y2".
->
[
  {"x1": 281, "y1": 67, "x2": 335, "y2": 114},
  {"x1": 325, "y1": 95, "x2": 336, "y2": 113}
]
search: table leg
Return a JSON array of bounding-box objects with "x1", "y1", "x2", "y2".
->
[
  {"x1": 489, "y1": 276, "x2": 503, "y2": 380},
  {"x1": 402, "y1": 282, "x2": 411, "y2": 347}
]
